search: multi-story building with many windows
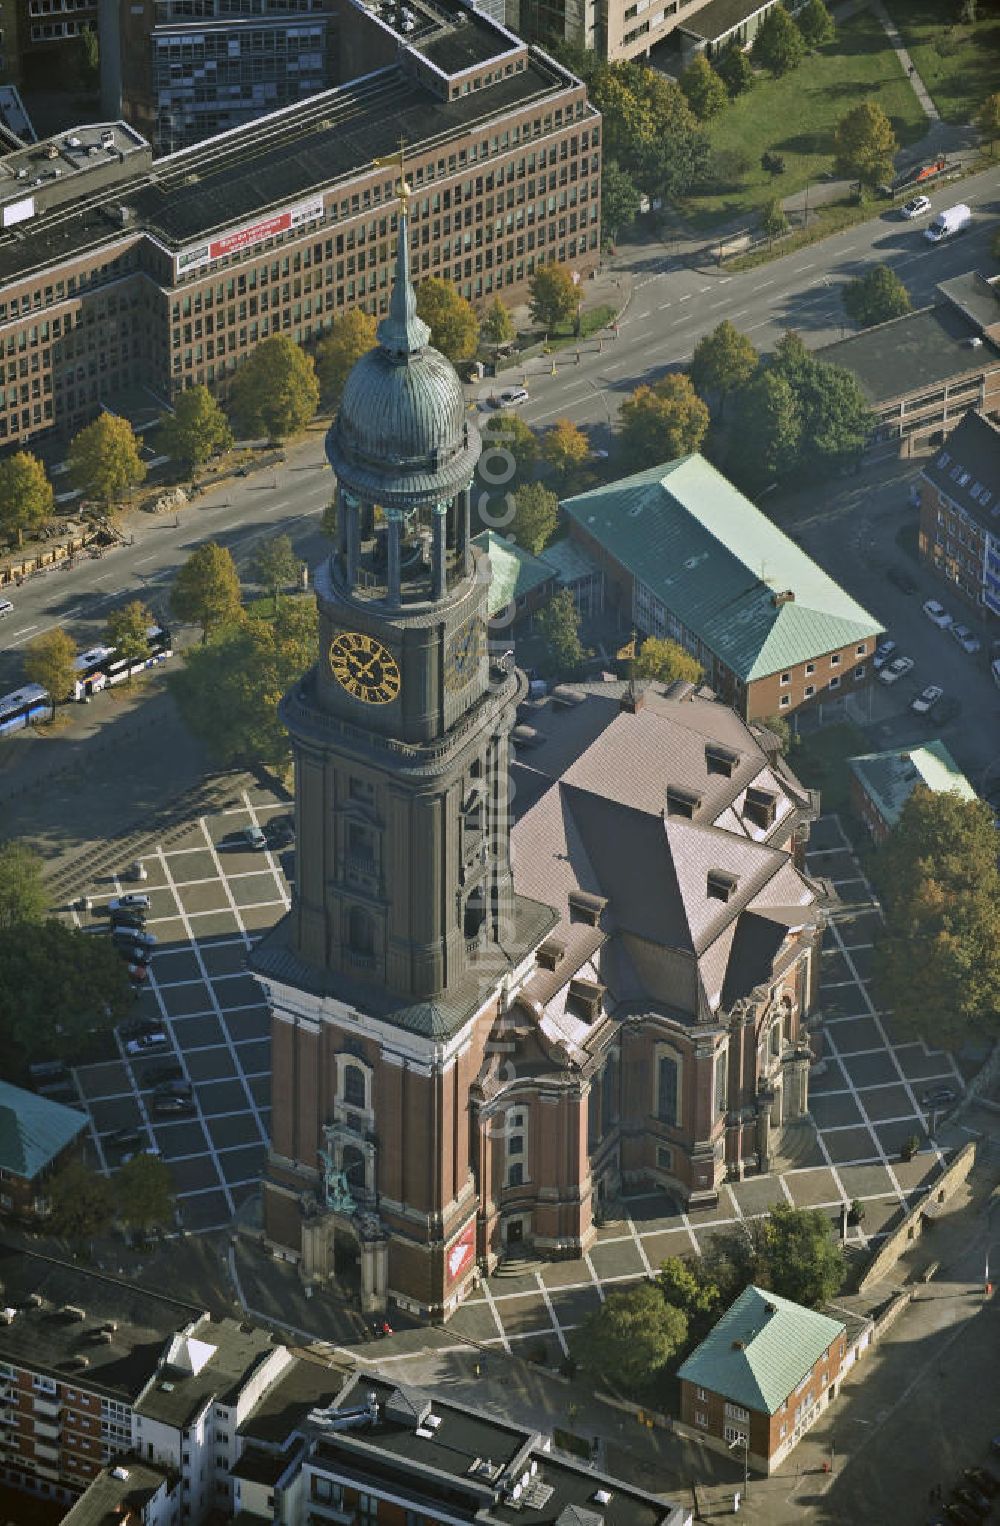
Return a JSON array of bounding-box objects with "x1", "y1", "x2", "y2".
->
[
  {"x1": 0, "y1": 0, "x2": 599, "y2": 451},
  {"x1": 918, "y1": 408, "x2": 1000, "y2": 621}
]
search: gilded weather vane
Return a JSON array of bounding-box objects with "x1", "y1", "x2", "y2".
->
[{"x1": 373, "y1": 137, "x2": 411, "y2": 210}]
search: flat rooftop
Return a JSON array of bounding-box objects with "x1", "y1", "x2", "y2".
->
[
  {"x1": 0, "y1": 1243, "x2": 202, "y2": 1401},
  {"x1": 939, "y1": 269, "x2": 1000, "y2": 336},
  {"x1": 0, "y1": 54, "x2": 583, "y2": 285},
  {"x1": 355, "y1": 0, "x2": 522, "y2": 73},
  {"x1": 817, "y1": 302, "x2": 1000, "y2": 406},
  {"x1": 679, "y1": 0, "x2": 769, "y2": 42},
  {"x1": 239, "y1": 1354, "x2": 348, "y2": 1446},
  {"x1": 135, "y1": 1316, "x2": 277, "y2": 1428},
  {"x1": 59, "y1": 1460, "x2": 173, "y2": 1526}
]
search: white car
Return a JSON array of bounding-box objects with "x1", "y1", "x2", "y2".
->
[
  {"x1": 950, "y1": 623, "x2": 981, "y2": 655},
  {"x1": 490, "y1": 386, "x2": 529, "y2": 409},
  {"x1": 244, "y1": 824, "x2": 267, "y2": 850},
  {"x1": 125, "y1": 1032, "x2": 168, "y2": 1055},
  {"x1": 900, "y1": 194, "x2": 931, "y2": 220},
  {"x1": 878, "y1": 655, "x2": 914, "y2": 686},
  {"x1": 922, "y1": 599, "x2": 953, "y2": 629},
  {"x1": 910, "y1": 684, "x2": 943, "y2": 715},
  {"x1": 873, "y1": 638, "x2": 897, "y2": 671},
  {"x1": 109, "y1": 894, "x2": 151, "y2": 912}
]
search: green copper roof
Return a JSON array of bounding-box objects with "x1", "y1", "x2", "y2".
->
[
  {"x1": 677, "y1": 1286, "x2": 845, "y2": 1415},
  {"x1": 472, "y1": 531, "x2": 554, "y2": 617},
  {"x1": 848, "y1": 739, "x2": 976, "y2": 830},
  {"x1": 0, "y1": 1079, "x2": 87, "y2": 1181},
  {"x1": 561, "y1": 457, "x2": 882, "y2": 681}
]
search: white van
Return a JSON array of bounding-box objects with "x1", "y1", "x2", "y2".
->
[{"x1": 925, "y1": 203, "x2": 971, "y2": 242}]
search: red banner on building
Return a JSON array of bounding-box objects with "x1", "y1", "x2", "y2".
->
[{"x1": 446, "y1": 1221, "x2": 476, "y2": 1284}]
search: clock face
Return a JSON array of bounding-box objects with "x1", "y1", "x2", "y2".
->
[
  {"x1": 446, "y1": 617, "x2": 485, "y2": 692},
  {"x1": 328, "y1": 630, "x2": 401, "y2": 705}
]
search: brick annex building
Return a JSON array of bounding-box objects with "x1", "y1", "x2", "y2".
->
[
  {"x1": 0, "y1": 0, "x2": 600, "y2": 450},
  {"x1": 254, "y1": 199, "x2": 825, "y2": 1321}
]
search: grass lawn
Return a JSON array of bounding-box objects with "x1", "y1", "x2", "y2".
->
[
  {"x1": 883, "y1": 0, "x2": 1000, "y2": 125},
  {"x1": 792, "y1": 720, "x2": 869, "y2": 816},
  {"x1": 681, "y1": 9, "x2": 928, "y2": 231}
]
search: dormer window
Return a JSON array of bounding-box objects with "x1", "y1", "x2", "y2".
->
[
  {"x1": 744, "y1": 786, "x2": 777, "y2": 830},
  {"x1": 537, "y1": 937, "x2": 566, "y2": 971},
  {"x1": 567, "y1": 977, "x2": 604, "y2": 1021},
  {"x1": 666, "y1": 785, "x2": 701, "y2": 818},
  {"x1": 707, "y1": 870, "x2": 738, "y2": 902},
  {"x1": 568, "y1": 889, "x2": 606, "y2": 926},
  {"x1": 705, "y1": 743, "x2": 740, "y2": 777}
]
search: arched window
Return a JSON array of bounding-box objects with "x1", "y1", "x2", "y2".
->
[
  {"x1": 348, "y1": 906, "x2": 375, "y2": 956},
  {"x1": 770, "y1": 1021, "x2": 781, "y2": 1058},
  {"x1": 343, "y1": 1063, "x2": 366, "y2": 1110},
  {"x1": 657, "y1": 1054, "x2": 678, "y2": 1126}
]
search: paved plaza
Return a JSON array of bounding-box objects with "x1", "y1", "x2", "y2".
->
[{"x1": 59, "y1": 801, "x2": 966, "y2": 1347}]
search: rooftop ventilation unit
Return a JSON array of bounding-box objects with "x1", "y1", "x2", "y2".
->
[
  {"x1": 593, "y1": 1488, "x2": 613, "y2": 1505},
  {"x1": 111, "y1": 1466, "x2": 130, "y2": 1481},
  {"x1": 26, "y1": 1294, "x2": 42, "y2": 1308},
  {"x1": 771, "y1": 588, "x2": 795, "y2": 608}
]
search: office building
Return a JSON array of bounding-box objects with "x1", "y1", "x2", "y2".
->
[{"x1": 918, "y1": 408, "x2": 1000, "y2": 618}]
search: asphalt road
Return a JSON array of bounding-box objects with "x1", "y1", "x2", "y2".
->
[
  {"x1": 495, "y1": 162, "x2": 1000, "y2": 447},
  {"x1": 0, "y1": 430, "x2": 333, "y2": 690}
]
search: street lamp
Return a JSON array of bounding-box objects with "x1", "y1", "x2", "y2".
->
[{"x1": 728, "y1": 1433, "x2": 749, "y2": 1498}]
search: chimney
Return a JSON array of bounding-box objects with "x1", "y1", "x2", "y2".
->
[
  {"x1": 771, "y1": 589, "x2": 795, "y2": 608},
  {"x1": 620, "y1": 682, "x2": 644, "y2": 715}
]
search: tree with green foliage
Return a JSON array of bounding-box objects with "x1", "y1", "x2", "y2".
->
[
  {"x1": 540, "y1": 418, "x2": 590, "y2": 488},
  {"x1": 511, "y1": 480, "x2": 559, "y2": 554},
  {"x1": 314, "y1": 307, "x2": 378, "y2": 407},
  {"x1": 680, "y1": 53, "x2": 728, "y2": 121},
  {"x1": 480, "y1": 296, "x2": 516, "y2": 356},
  {"x1": 170, "y1": 598, "x2": 318, "y2": 768},
  {"x1": 587, "y1": 62, "x2": 709, "y2": 204},
  {"x1": 798, "y1": 0, "x2": 835, "y2": 48},
  {"x1": 658, "y1": 1255, "x2": 723, "y2": 1340},
  {"x1": 171, "y1": 541, "x2": 242, "y2": 644},
  {"x1": 977, "y1": 92, "x2": 1000, "y2": 154},
  {"x1": 230, "y1": 335, "x2": 319, "y2": 441},
  {"x1": 24, "y1": 627, "x2": 78, "y2": 706},
  {"x1": 106, "y1": 600, "x2": 154, "y2": 686},
  {"x1": 760, "y1": 712, "x2": 793, "y2": 755},
  {"x1": 715, "y1": 42, "x2": 754, "y2": 98},
  {"x1": 0, "y1": 840, "x2": 48, "y2": 929},
  {"x1": 690, "y1": 320, "x2": 759, "y2": 416},
  {"x1": 843, "y1": 264, "x2": 911, "y2": 329},
  {"x1": 760, "y1": 197, "x2": 789, "y2": 248},
  {"x1": 0, "y1": 920, "x2": 132, "y2": 1069},
  {"x1": 529, "y1": 263, "x2": 579, "y2": 333},
  {"x1": 833, "y1": 101, "x2": 898, "y2": 190},
  {"x1": 729, "y1": 371, "x2": 802, "y2": 490},
  {"x1": 77, "y1": 24, "x2": 99, "y2": 87},
  {"x1": 619, "y1": 374, "x2": 710, "y2": 470},
  {"x1": 601, "y1": 159, "x2": 641, "y2": 243},
  {"x1": 67, "y1": 413, "x2": 147, "y2": 511},
  {"x1": 46, "y1": 1160, "x2": 115, "y2": 1244},
  {"x1": 754, "y1": 1202, "x2": 846, "y2": 1308},
  {"x1": 571, "y1": 1282, "x2": 688, "y2": 1394},
  {"x1": 159, "y1": 385, "x2": 233, "y2": 470},
  {"x1": 874, "y1": 788, "x2": 1000, "y2": 1049},
  {"x1": 751, "y1": 5, "x2": 805, "y2": 74},
  {"x1": 481, "y1": 411, "x2": 538, "y2": 484},
  {"x1": 116, "y1": 1153, "x2": 175, "y2": 1239},
  {"x1": 0, "y1": 450, "x2": 54, "y2": 548},
  {"x1": 254, "y1": 534, "x2": 300, "y2": 611},
  {"x1": 415, "y1": 277, "x2": 479, "y2": 362},
  {"x1": 770, "y1": 331, "x2": 871, "y2": 471},
  {"x1": 632, "y1": 636, "x2": 702, "y2": 686},
  {"x1": 536, "y1": 588, "x2": 586, "y2": 680}
]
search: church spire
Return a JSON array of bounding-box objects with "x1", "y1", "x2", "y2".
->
[{"x1": 374, "y1": 144, "x2": 430, "y2": 361}]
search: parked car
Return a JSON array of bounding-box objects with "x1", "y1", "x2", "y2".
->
[
  {"x1": 952, "y1": 1485, "x2": 991, "y2": 1520},
  {"x1": 911, "y1": 684, "x2": 944, "y2": 715},
  {"x1": 950, "y1": 623, "x2": 981, "y2": 655},
  {"x1": 152, "y1": 1095, "x2": 196, "y2": 1116},
  {"x1": 126, "y1": 964, "x2": 150, "y2": 984},
  {"x1": 121, "y1": 1145, "x2": 161, "y2": 1165},
  {"x1": 265, "y1": 815, "x2": 294, "y2": 849},
  {"x1": 922, "y1": 599, "x2": 953, "y2": 629},
  {"x1": 142, "y1": 1062, "x2": 184, "y2": 1086},
  {"x1": 930, "y1": 694, "x2": 961, "y2": 727},
  {"x1": 112, "y1": 927, "x2": 157, "y2": 950},
  {"x1": 243, "y1": 824, "x2": 268, "y2": 851},
  {"x1": 873, "y1": 638, "x2": 898, "y2": 671},
  {"x1": 120, "y1": 1017, "x2": 163, "y2": 1041},
  {"x1": 108, "y1": 894, "x2": 151, "y2": 913},
  {"x1": 154, "y1": 1080, "x2": 193, "y2": 1100},
  {"x1": 920, "y1": 1086, "x2": 956, "y2": 1108},
  {"x1": 887, "y1": 565, "x2": 917, "y2": 594},
  {"x1": 878, "y1": 656, "x2": 914, "y2": 686},
  {"x1": 125, "y1": 1032, "x2": 168, "y2": 1055},
  {"x1": 963, "y1": 1467, "x2": 1000, "y2": 1499},
  {"x1": 28, "y1": 1060, "x2": 69, "y2": 1084},
  {"x1": 115, "y1": 939, "x2": 150, "y2": 965},
  {"x1": 900, "y1": 193, "x2": 932, "y2": 219},
  {"x1": 108, "y1": 1126, "x2": 144, "y2": 1148},
  {"x1": 110, "y1": 908, "x2": 146, "y2": 932}
]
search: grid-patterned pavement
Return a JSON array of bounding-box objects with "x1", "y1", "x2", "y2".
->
[
  {"x1": 67, "y1": 783, "x2": 291, "y2": 1232},
  {"x1": 62, "y1": 807, "x2": 967, "y2": 1341}
]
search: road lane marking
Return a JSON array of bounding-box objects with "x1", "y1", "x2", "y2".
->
[{"x1": 678, "y1": 292, "x2": 693, "y2": 302}]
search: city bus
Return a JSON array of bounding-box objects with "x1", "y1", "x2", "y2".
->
[
  {"x1": 0, "y1": 683, "x2": 54, "y2": 735},
  {"x1": 73, "y1": 624, "x2": 172, "y2": 701}
]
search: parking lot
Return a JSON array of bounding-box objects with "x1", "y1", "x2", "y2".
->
[{"x1": 64, "y1": 782, "x2": 291, "y2": 1232}]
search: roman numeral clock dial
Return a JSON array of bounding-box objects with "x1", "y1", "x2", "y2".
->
[{"x1": 328, "y1": 630, "x2": 401, "y2": 705}]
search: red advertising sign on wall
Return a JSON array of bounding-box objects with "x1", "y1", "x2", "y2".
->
[
  {"x1": 174, "y1": 194, "x2": 324, "y2": 277},
  {"x1": 447, "y1": 1221, "x2": 476, "y2": 1284}
]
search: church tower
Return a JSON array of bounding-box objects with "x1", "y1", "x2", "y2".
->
[{"x1": 254, "y1": 177, "x2": 556, "y2": 1318}]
